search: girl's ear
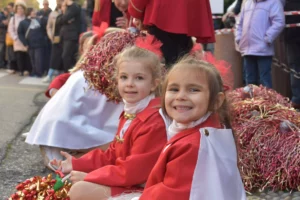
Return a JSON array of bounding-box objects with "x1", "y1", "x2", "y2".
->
[
  {"x1": 214, "y1": 92, "x2": 225, "y2": 110},
  {"x1": 151, "y1": 78, "x2": 160, "y2": 92}
]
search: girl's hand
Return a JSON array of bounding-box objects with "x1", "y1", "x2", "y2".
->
[
  {"x1": 69, "y1": 171, "x2": 87, "y2": 184},
  {"x1": 133, "y1": 18, "x2": 142, "y2": 30},
  {"x1": 116, "y1": 12, "x2": 128, "y2": 29},
  {"x1": 50, "y1": 151, "x2": 73, "y2": 173}
]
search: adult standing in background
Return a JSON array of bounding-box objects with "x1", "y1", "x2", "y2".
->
[
  {"x1": 43, "y1": 0, "x2": 64, "y2": 82},
  {"x1": 57, "y1": 0, "x2": 81, "y2": 72},
  {"x1": 37, "y1": 0, "x2": 52, "y2": 75},
  {"x1": 92, "y1": 0, "x2": 130, "y2": 29},
  {"x1": 18, "y1": 8, "x2": 47, "y2": 77},
  {"x1": 285, "y1": 0, "x2": 300, "y2": 109},
  {"x1": 0, "y1": 8, "x2": 9, "y2": 69},
  {"x1": 8, "y1": 1, "x2": 31, "y2": 76},
  {"x1": 37, "y1": 0, "x2": 52, "y2": 18},
  {"x1": 5, "y1": 2, "x2": 18, "y2": 74}
]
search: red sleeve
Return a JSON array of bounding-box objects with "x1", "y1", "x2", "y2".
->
[
  {"x1": 45, "y1": 73, "x2": 71, "y2": 98},
  {"x1": 92, "y1": 0, "x2": 111, "y2": 27},
  {"x1": 128, "y1": 0, "x2": 149, "y2": 19},
  {"x1": 140, "y1": 143, "x2": 199, "y2": 200},
  {"x1": 72, "y1": 142, "x2": 117, "y2": 173},
  {"x1": 84, "y1": 119, "x2": 166, "y2": 187}
]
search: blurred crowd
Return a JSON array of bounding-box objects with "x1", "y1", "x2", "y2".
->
[{"x1": 0, "y1": 0, "x2": 91, "y2": 82}]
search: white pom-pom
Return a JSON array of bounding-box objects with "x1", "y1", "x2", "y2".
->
[{"x1": 108, "y1": 192, "x2": 142, "y2": 200}]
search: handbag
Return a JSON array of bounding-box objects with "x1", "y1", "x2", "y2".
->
[
  {"x1": 53, "y1": 36, "x2": 60, "y2": 44},
  {"x1": 5, "y1": 32, "x2": 14, "y2": 46}
]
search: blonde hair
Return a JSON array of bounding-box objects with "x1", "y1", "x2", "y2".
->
[
  {"x1": 162, "y1": 55, "x2": 232, "y2": 128},
  {"x1": 114, "y1": 46, "x2": 163, "y2": 96}
]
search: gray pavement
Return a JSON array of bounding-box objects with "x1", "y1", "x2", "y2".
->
[{"x1": 0, "y1": 70, "x2": 52, "y2": 199}]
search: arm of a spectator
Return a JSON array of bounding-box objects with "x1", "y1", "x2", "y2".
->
[
  {"x1": 60, "y1": 4, "x2": 80, "y2": 24},
  {"x1": 128, "y1": 0, "x2": 150, "y2": 19},
  {"x1": 46, "y1": 13, "x2": 54, "y2": 41},
  {"x1": 233, "y1": 0, "x2": 243, "y2": 15},
  {"x1": 17, "y1": 22, "x2": 28, "y2": 47},
  {"x1": 8, "y1": 17, "x2": 18, "y2": 41},
  {"x1": 235, "y1": 6, "x2": 245, "y2": 44},
  {"x1": 45, "y1": 73, "x2": 71, "y2": 98}
]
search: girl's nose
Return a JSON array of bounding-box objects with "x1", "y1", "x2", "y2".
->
[
  {"x1": 126, "y1": 78, "x2": 134, "y2": 87},
  {"x1": 175, "y1": 90, "x2": 186, "y2": 100}
]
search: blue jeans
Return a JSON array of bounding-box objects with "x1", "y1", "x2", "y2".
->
[
  {"x1": 29, "y1": 48, "x2": 44, "y2": 77},
  {"x1": 243, "y1": 55, "x2": 273, "y2": 88},
  {"x1": 286, "y1": 42, "x2": 300, "y2": 105}
]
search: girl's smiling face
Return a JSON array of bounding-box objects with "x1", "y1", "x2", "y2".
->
[
  {"x1": 117, "y1": 60, "x2": 158, "y2": 104},
  {"x1": 165, "y1": 68, "x2": 210, "y2": 125}
]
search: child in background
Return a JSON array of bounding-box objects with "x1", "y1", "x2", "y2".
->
[
  {"x1": 51, "y1": 38, "x2": 167, "y2": 200},
  {"x1": 128, "y1": 0, "x2": 215, "y2": 66},
  {"x1": 128, "y1": 56, "x2": 246, "y2": 200},
  {"x1": 25, "y1": 29, "x2": 130, "y2": 168},
  {"x1": 235, "y1": 0, "x2": 285, "y2": 88},
  {"x1": 92, "y1": 0, "x2": 130, "y2": 29}
]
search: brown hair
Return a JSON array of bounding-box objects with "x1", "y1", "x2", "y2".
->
[
  {"x1": 161, "y1": 55, "x2": 232, "y2": 128},
  {"x1": 14, "y1": 2, "x2": 26, "y2": 13},
  {"x1": 114, "y1": 46, "x2": 163, "y2": 97}
]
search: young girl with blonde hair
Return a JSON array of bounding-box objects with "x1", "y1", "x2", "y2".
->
[{"x1": 51, "y1": 36, "x2": 167, "y2": 200}]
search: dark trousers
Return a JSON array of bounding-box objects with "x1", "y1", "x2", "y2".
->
[
  {"x1": 29, "y1": 48, "x2": 44, "y2": 77},
  {"x1": 286, "y1": 42, "x2": 300, "y2": 105},
  {"x1": 243, "y1": 55, "x2": 273, "y2": 88},
  {"x1": 0, "y1": 43, "x2": 6, "y2": 68},
  {"x1": 15, "y1": 51, "x2": 31, "y2": 73},
  {"x1": 62, "y1": 40, "x2": 78, "y2": 72},
  {"x1": 43, "y1": 39, "x2": 52, "y2": 73},
  {"x1": 148, "y1": 26, "x2": 193, "y2": 67},
  {"x1": 6, "y1": 46, "x2": 17, "y2": 70}
]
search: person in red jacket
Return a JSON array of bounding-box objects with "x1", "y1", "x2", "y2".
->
[
  {"x1": 128, "y1": 0, "x2": 215, "y2": 66},
  {"x1": 51, "y1": 38, "x2": 167, "y2": 200},
  {"x1": 92, "y1": 0, "x2": 130, "y2": 28},
  {"x1": 126, "y1": 56, "x2": 246, "y2": 200}
]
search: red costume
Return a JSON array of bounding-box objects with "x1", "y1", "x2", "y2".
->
[
  {"x1": 92, "y1": 0, "x2": 131, "y2": 27},
  {"x1": 128, "y1": 0, "x2": 215, "y2": 43},
  {"x1": 139, "y1": 114, "x2": 246, "y2": 200},
  {"x1": 45, "y1": 73, "x2": 71, "y2": 98},
  {"x1": 72, "y1": 98, "x2": 167, "y2": 195}
]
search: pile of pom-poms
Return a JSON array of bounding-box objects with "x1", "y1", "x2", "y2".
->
[
  {"x1": 227, "y1": 85, "x2": 300, "y2": 192},
  {"x1": 80, "y1": 30, "x2": 138, "y2": 103},
  {"x1": 9, "y1": 174, "x2": 71, "y2": 200}
]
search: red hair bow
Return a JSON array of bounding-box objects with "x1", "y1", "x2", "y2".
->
[{"x1": 135, "y1": 34, "x2": 163, "y2": 58}]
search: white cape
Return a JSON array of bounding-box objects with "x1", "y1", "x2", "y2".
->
[
  {"x1": 26, "y1": 70, "x2": 124, "y2": 150},
  {"x1": 190, "y1": 127, "x2": 247, "y2": 200}
]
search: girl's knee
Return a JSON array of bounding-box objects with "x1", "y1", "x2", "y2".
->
[{"x1": 69, "y1": 181, "x2": 86, "y2": 200}]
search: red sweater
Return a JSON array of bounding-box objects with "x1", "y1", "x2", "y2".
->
[
  {"x1": 72, "y1": 98, "x2": 167, "y2": 195},
  {"x1": 45, "y1": 73, "x2": 71, "y2": 98},
  {"x1": 139, "y1": 115, "x2": 221, "y2": 199},
  {"x1": 128, "y1": 0, "x2": 215, "y2": 43}
]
